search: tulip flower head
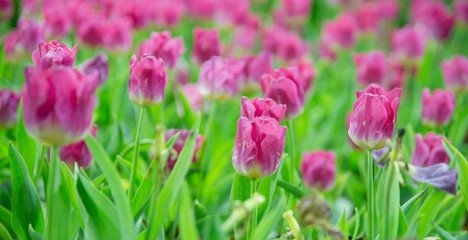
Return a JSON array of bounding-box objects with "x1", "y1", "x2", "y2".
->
[
  {"x1": 32, "y1": 41, "x2": 78, "y2": 70},
  {"x1": 322, "y1": 14, "x2": 358, "y2": 51},
  {"x1": 300, "y1": 151, "x2": 336, "y2": 190},
  {"x1": 240, "y1": 51, "x2": 273, "y2": 91},
  {"x1": 348, "y1": 84, "x2": 401, "y2": 150},
  {"x1": 165, "y1": 129, "x2": 205, "y2": 170},
  {"x1": 0, "y1": 89, "x2": 20, "y2": 129},
  {"x1": 455, "y1": 0, "x2": 468, "y2": 24},
  {"x1": 59, "y1": 125, "x2": 97, "y2": 169},
  {"x1": 137, "y1": 31, "x2": 185, "y2": 68},
  {"x1": 44, "y1": 2, "x2": 72, "y2": 38},
  {"x1": 79, "y1": 53, "x2": 109, "y2": 86},
  {"x1": 128, "y1": 55, "x2": 168, "y2": 106},
  {"x1": 260, "y1": 67, "x2": 304, "y2": 119},
  {"x1": 391, "y1": 26, "x2": 426, "y2": 63},
  {"x1": 0, "y1": 0, "x2": 13, "y2": 21},
  {"x1": 192, "y1": 27, "x2": 221, "y2": 64},
  {"x1": 411, "y1": 133, "x2": 450, "y2": 167},
  {"x1": 232, "y1": 96, "x2": 287, "y2": 179},
  {"x1": 353, "y1": 51, "x2": 387, "y2": 86},
  {"x1": 412, "y1": 0, "x2": 454, "y2": 41},
  {"x1": 442, "y1": 55, "x2": 468, "y2": 92},
  {"x1": 293, "y1": 59, "x2": 316, "y2": 93},
  {"x1": 421, "y1": 88, "x2": 455, "y2": 127},
  {"x1": 197, "y1": 56, "x2": 240, "y2": 100},
  {"x1": 22, "y1": 66, "x2": 98, "y2": 146}
]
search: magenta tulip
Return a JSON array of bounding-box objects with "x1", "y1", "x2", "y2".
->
[
  {"x1": 192, "y1": 27, "x2": 221, "y2": 64},
  {"x1": 0, "y1": 0, "x2": 13, "y2": 21},
  {"x1": 197, "y1": 56, "x2": 240, "y2": 100},
  {"x1": 412, "y1": 0, "x2": 454, "y2": 41},
  {"x1": 5, "y1": 19, "x2": 45, "y2": 58},
  {"x1": 0, "y1": 89, "x2": 20, "y2": 129},
  {"x1": 137, "y1": 31, "x2": 185, "y2": 68},
  {"x1": 128, "y1": 55, "x2": 167, "y2": 106},
  {"x1": 22, "y1": 66, "x2": 98, "y2": 145},
  {"x1": 233, "y1": 97, "x2": 287, "y2": 179},
  {"x1": 260, "y1": 67, "x2": 304, "y2": 119},
  {"x1": 353, "y1": 51, "x2": 387, "y2": 86},
  {"x1": 391, "y1": 26, "x2": 426, "y2": 62},
  {"x1": 59, "y1": 125, "x2": 97, "y2": 169},
  {"x1": 241, "y1": 51, "x2": 273, "y2": 90},
  {"x1": 293, "y1": 59, "x2": 316, "y2": 93},
  {"x1": 102, "y1": 17, "x2": 132, "y2": 51},
  {"x1": 322, "y1": 14, "x2": 358, "y2": 50},
  {"x1": 348, "y1": 84, "x2": 401, "y2": 150},
  {"x1": 44, "y1": 3, "x2": 72, "y2": 38},
  {"x1": 262, "y1": 27, "x2": 307, "y2": 62},
  {"x1": 77, "y1": 17, "x2": 105, "y2": 47},
  {"x1": 411, "y1": 133, "x2": 450, "y2": 167},
  {"x1": 79, "y1": 53, "x2": 109, "y2": 86},
  {"x1": 442, "y1": 55, "x2": 468, "y2": 92},
  {"x1": 301, "y1": 150, "x2": 336, "y2": 190},
  {"x1": 421, "y1": 88, "x2": 456, "y2": 127},
  {"x1": 455, "y1": 0, "x2": 468, "y2": 24},
  {"x1": 165, "y1": 129, "x2": 205, "y2": 170},
  {"x1": 181, "y1": 83, "x2": 204, "y2": 112},
  {"x1": 32, "y1": 41, "x2": 78, "y2": 70}
]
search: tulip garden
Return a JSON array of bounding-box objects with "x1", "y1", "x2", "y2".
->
[{"x1": 1, "y1": 0, "x2": 468, "y2": 239}]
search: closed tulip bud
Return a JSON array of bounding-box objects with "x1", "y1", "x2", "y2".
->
[
  {"x1": 0, "y1": 0, "x2": 13, "y2": 21},
  {"x1": 0, "y1": 89, "x2": 20, "y2": 129},
  {"x1": 128, "y1": 55, "x2": 167, "y2": 106},
  {"x1": 261, "y1": 67, "x2": 304, "y2": 119},
  {"x1": 293, "y1": 59, "x2": 316, "y2": 93},
  {"x1": 165, "y1": 129, "x2": 205, "y2": 170},
  {"x1": 411, "y1": 133, "x2": 450, "y2": 167},
  {"x1": 197, "y1": 56, "x2": 239, "y2": 100},
  {"x1": 348, "y1": 84, "x2": 401, "y2": 150},
  {"x1": 300, "y1": 151, "x2": 336, "y2": 190},
  {"x1": 103, "y1": 18, "x2": 132, "y2": 51},
  {"x1": 78, "y1": 17, "x2": 105, "y2": 47},
  {"x1": 353, "y1": 51, "x2": 387, "y2": 87},
  {"x1": 240, "y1": 51, "x2": 273, "y2": 90},
  {"x1": 32, "y1": 41, "x2": 78, "y2": 70},
  {"x1": 421, "y1": 88, "x2": 455, "y2": 127},
  {"x1": 44, "y1": 3, "x2": 72, "y2": 38},
  {"x1": 323, "y1": 14, "x2": 358, "y2": 50},
  {"x1": 391, "y1": 26, "x2": 426, "y2": 62},
  {"x1": 79, "y1": 53, "x2": 109, "y2": 86},
  {"x1": 412, "y1": 0, "x2": 454, "y2": 41},
  {"x1": 137, "y1": 31, "x2": 185, "y2": 68},
  {"x1": 455, "y1": 1, "x2": 468, "y2": 24},
  {"x1": 262, "y1": 27, "x2": 307, "y2": 62},
  {"x1": 22, "y1": 66, "x2": 98, "y2": 146},
  {"x1": 192, "y1": 27, "x2": 221, "y2": 64},
  {"x1": 59, "y1": 125, "x2": 97, "y2": 169},
  {"x1": 442, "y1": 55, "x2": 468, "y2": 92},
  {"x1": 354, "y1": 3, "x2": 380, "y2": 33},
  {"x1": 186, "y1": 0, "x2": 216, "y2": 19},
  {"x1": 233, "y1": 97, "x2": 287, "y2": 179}
]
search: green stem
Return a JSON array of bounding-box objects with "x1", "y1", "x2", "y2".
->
[
  {"x1": 128, "y1": 106, "x2": 146, "y2": 201},
  {"x1": 286, "y1": 120, "x2": 296, "y2": 183},
  {"x1": 367, "y1": 151, "x2": 374, "y2": 240},
  {"x1": 46, "y1": 146, "x2": 59, "y2": 240},
  {"x1": 247, "y1": 179, "x2": 258, "y2": 240}
]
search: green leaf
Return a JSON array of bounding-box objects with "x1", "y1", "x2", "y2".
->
[
  {"x1": 442, "y1": 135, "x2": 468, "y2": 210},
  {"x1": 0, "y1": 223, "x2": 11, "y2": 240},
  {"x1": 229, "y1": 173, "x2": 252, "y2": 209},
  {"x1": 350, "y1": 208, "x2": 362, "y2": 240},
  {"x1": 337, "y1": 209, "x2": 348, "y2": 238},
  {"x1": 432, "y1": 221, "x2": 457, "y2": 240},
  {"x1": 376, "y1": 162, "x2": 399, "y2": 240},
  {"x1": 178, "y1": 182, "x2": 200, "y2": 240},
  {"x1": 75, "y1": 171, "x2": 121, "y2": 239},
  {"x1": 146, "y1": 115, "x2": 201, "y2": 240},
  {"x1": 28, "y1": 225, "x2": 43, "y2": 240},
  {"x1": 85, "y1": 134, "x2": 136, "y2": 240},
  {"x1": 9, "y1": 144, "x2": 44, "y2": 240},
  {"x1": 401, "y1": 186, "x2": 428, "y2": 214},
  {"x1": 397, "y1": 207, "x2": 408, "y2": 237},
  {"x1": 0, "y1": 204, "x2": 12, "y2": 233},
  {"x1": 276, "y1": 179, "x2": 306, "y2": 199},
  {"x1": 252, "y1": 196, "x2": 286, "y2": 240},
  {"x1": 15, "y1": 102, "x2": 37, "y2": 178}
]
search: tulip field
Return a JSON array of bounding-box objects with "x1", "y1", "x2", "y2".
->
[{"x1": 2, "y1": 0, "x2": 468, "y2": 239}]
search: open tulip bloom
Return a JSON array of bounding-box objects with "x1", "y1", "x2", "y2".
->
[{"x1": 4, "y1": 1, "x2": 468, "y2": 240}]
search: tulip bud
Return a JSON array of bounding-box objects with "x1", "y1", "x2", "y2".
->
[
  {"x1": 22, "y1": 66, "x2": 98, "y2": 146},
  {"x1": 165, "y1": 129, "x2": 205, "y2": 170},
  {"x1": 5, "y1": 20, "x2": 45, "y2": 58},
  {"x1": 243, "y1": 51, "x2": 273, "y2": 87},
  {"x1": 128, "y1": 55, "x2": 167, "y2": 106},
  {"x1": 293, "y1": 59, "x2": 316, "y2": 93},
  {"x1": 421, "y1": 88, "x2": 455, "y2": 127},
  {"x1": 391, "y1": 26, "x2": 426, "y2": 62},
  {"x1": 79, "y1": 53, "x2": 109, "y2": 86},
  {"x1": 77, "y1": 17, "x2": 105, "y2": 47},
  {"x1": 0, "y1": 89, "x2": 20, "y2": 129},
  {"x1": 0, "y1": 0, "x2": 13, "y2": 21},
  {"x1": 197, "y1": 56, "x2": 239, "y2": 100},
  {"x1": 348, "y1": 84, "x2": 401, "y2": 150},
  {"x1": 441, "y1": 55, "x2": 468, "y2": 92},
  {"x1": 455, "y1": 0, "x2": 468, "y2": 24},
  {"x1": 137, "y1": 31, "x2": 185, "y2": 68},
  {"x1": 353, "y1": 51, "x2": 387, "y2": 87},
  {"x1": 354, "y1": 3, "x2": 380, "y2": 33},
  {"x1": 261, "y1": 67, "x2": 304, "y2": 119},
  {"x1": 411, "y1": 133, "x2": 450, "y2": 167},
  {"x1": 323, "y1": 14, "x2": 358, "y2": 50},
  {"x1": 59, "y1": 125, "x2": 97, "y2": 169},
  {"x1": 44, "y1": 3, "x2": 72, "y2": 38},
  {"x1": 232, "y1": 97, "x2": 287, "y2": 179},
  {"x1": 192, "y1": 27, "x2": 221, "y2": 64},
  {"x1": 411, "y1": 0, "x2": 454, "y2": 41},
  {"x1": 102, "y1": 17, "x2": 132, "y2": 51},
  {"x1": 300, "y1": 151, "x2": 336, "y2": 190},
  {"x1": 262, "y1": 27, "x2": 306, "y2": 62},
  {"x1": 32, "y1": 41, "x2": 78, "y2": 70},
  {"x1": 186, "y1": 0, "x2": 216, "y2": 19}
]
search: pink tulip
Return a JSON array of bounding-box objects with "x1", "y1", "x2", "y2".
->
[
  {"x1": 5, "y1": 19, "x2": 45, "y2": 57},
  {"x1": 118, "y1": 0, "x2": 151, "y2": 29},
  {"x1": 44, "y1": 2, "x2": 72, "y2": 38},
  {"x1": 181, "y1": 83, "x2": 204, "y2": 112},
  {"x1": 128, "y1": 55, "x2": 167, "y2": 106},
  {"x1": 0, "y1": 89, "x2": 20, "y2": 129},
  {"x1": 240, "y1": 51, "x2": 273, "y2": 90},
  {"x1": 59, "y1": 125, "x2": 97, "y2": 169},
  {"x1": 165, "y1": 129, "x2": 205, "y2": 170},
  {"x1": 323, "y1": 14, "x2": 358, "y2": 50},
  {"x1": 377, "y1": 0, "x2": 400, "y2": 22},
  {"x1": 79, "y1": 53, "x2": 109, "y2": 86},
  {"x1": 0, "y1": 0, "x2": 13, "y2": 21},
  {"x1": 301, "y1": 150, "x2": 336, "y2": 190},
  {"x1": 22, "y1": 66, "x2": 98, "y2": 145},
  {"x1": 232, "y1": 96, "x2": 287, "y2": 179},
  {"x1": 260, "y1": 67, "x2": 304, "y2": 119},
  {"x1": 411, "y1": 133, "x2": 450, "y2": 167},
  {"x1": 412, "y1": 0, "x2": 454, "y2": 41},
  {"x1": 151, "y1": 0, "x2": 185, "y2": 27},
  {"x1": 391, "y1": 26, "x2": 426, "y2": 61},
  {"x1": 233, "y1": 26, "x2": 257, "y2": 51},
  {"x1": 353, "y1": 51, "x2": 387, "y2": 86},
  {"x1": 77, "y1": 17, "x2": 105, "y2": 47},
  {"x1": 262, "y1": 27, "x2": 307, "y2": 62},
  {"x1": 455, "y1": 0, "x2": 468, "y2": 24},
  {"x1": 281, "y1": 0, "x2": 311, "y2": 18},
  {"x1": 354, "y1": 4, "x2": 380, "y2": 33},
  {"x1": 385, "y1": 59, "x2": 405, "y2": 90},
  {"x1": 197, "y1": 56, "x2": 240, "y2": 100},
  {"x1": 32, "y1": 41, "x2": 78, "y2": 70},
  {"x1": 186, "y1": 0, "x2": 216, "y2": 19},
  {"x1": 441, "y1": 55, "x2": 468, "y2": 92},
  {"x1": 319, "y1": 41, "x2": 336, "y2": 61},
  {"x1": 293, "y1": 59, "x2": 316, "y2": 93},
  {"x1": 421, "y1": 88, "x2": 456, "y2": 127},
  {"x1": 215, "y1": 0, "x2": 250, "y2": 25},
  {"x1": 137, "y1": 31, "x2": 185, "y2": 68},
  {"x1": 192, "y1": 27, "x2": 222, "y2": 64},
  {"x1": 102, "y1": 17, "x2": 132, "y2": 51},
  {"x1": 348, "y1": 84, "x2": 401, "y2": 150}
]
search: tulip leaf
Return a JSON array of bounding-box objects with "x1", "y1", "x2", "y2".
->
[
  {"x1": 85, "y1": 134, "x2": 136, "y2": 240},
  {"x1": 0, "y1": 204, "x2": 12, "y2": 233},
  {"x1": 442, "y1": 135, "x2": 468, "y2": 210},
  {"x1": 28, "y1": 225, "x2": 43, "y2": 240},
  {"x1": 229, "y1": 173, "x2": 252, "y2": 209},
  {"x1": 337, "y1": 209, "x2": 348, "y2": 238},
  {"x1": 0, "y1": 223, "x2": 11, "y2": 240},
  {"x1": 432, "y1": 221, "x2": 457, "y2": 240},
  {"x1": 75, "y1": 171, "x2": 121, "y2": 240},
  {"x1": 276, "y1": 179, "x2": 306, "y2": 199},
  {"x1": 397, "y1": 207, "x2": 408, "y2": 237},
  {"x1": 9, "y1": 143, "x2": 44, "y2": 240},
  {"x1": 252, "y1": 196, "x2": 286, "y2": 240},
  {"x1": 146, "y1": 115, "x2": 201, "y2": 240},
  {"x1": 179, "y1": 181, "x2": 200, "y2": 240},
  {"x1": 376, "y1": 161, "x2": 399, "y2": 240},
  {"x1": 16, "y1": 102, "x2": 37, "y2": 178}
]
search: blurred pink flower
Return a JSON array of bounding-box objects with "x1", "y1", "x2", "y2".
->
[
  {"x1": 102, "y1": 17, "x2": 132, "y2": 51},
  {"x1": 0, "y1": 89, "x2": 20, "y2": 129},
  {"x1": 165, "y1": 129, "x2": 205, "y2": 170},
  {"x1": 323, "y1": 14, "x2": 358, "y2": 50},
  {"x1": 0, "y1": 0, "x2": 13, "y2": 21},
  {"x1": 442, "y1": 55, "x2": 468, "y2": 92},
  {"x1": 353, "y1": 51, "x2": 387, "y2": 86},
  {"x1": 293, "y1": 59, "x2": 316, "y2": 93},
  {"x1": 44, "y1": 2, "x2": 72, "y2": 38},
  {"x1": 185, "y1": 0, "x2": 216, "y2": 19},
  {"x1": 79, "y1": 53, "x2": 109, "y2": 86},
  {"x1": 32, "y1": 41, "x2": 78, "y2": 70},
  {"x1": 151, "y1": 0, "x2": 185, "y2": 26},
  {"x1": 192, "y1": 27, "x2": 222, "y2": 65},
  {"x1": 421, "y1": 88, "x2": 455, "y2": 127},
  {"x1": 301, "y1": 150, "x2": 336, "y2": 190},
  {"x1": 59, "y1": 125, "x2": 97, "y2": 169},
  {"x1": 5, "y1": 19, "x2": 45, "y2": 58},
  {"x1": 197, "y1": 56, "x2": 240, "y2": 100},
  {"x1": 129, "y1": 55, "x2": 167, "y2": 106},
  {"x1": 411, "y1": 133, "x2": 450, "y2": 167},
  {"x1": 455, "y1": 0, "x2": 468, "y2": 24},
  {"x1": 181, "y1": 83, "x2": 204, "y2": 112},
  {"x1": 240, "y1": 51, "x2": 273, "y2": 90},
  {"x1": 262, "y1": 27, "x2": 307, "y2": 62},
  {"x1": 137, "y1": 31, "x2": 185, "y2": 68},
  {"x1": 412, "y1": 0, "x2": 454, "y2": 41},
  {"x1": 391, "y1": 26, "x2": 426, "y2": 62}
]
